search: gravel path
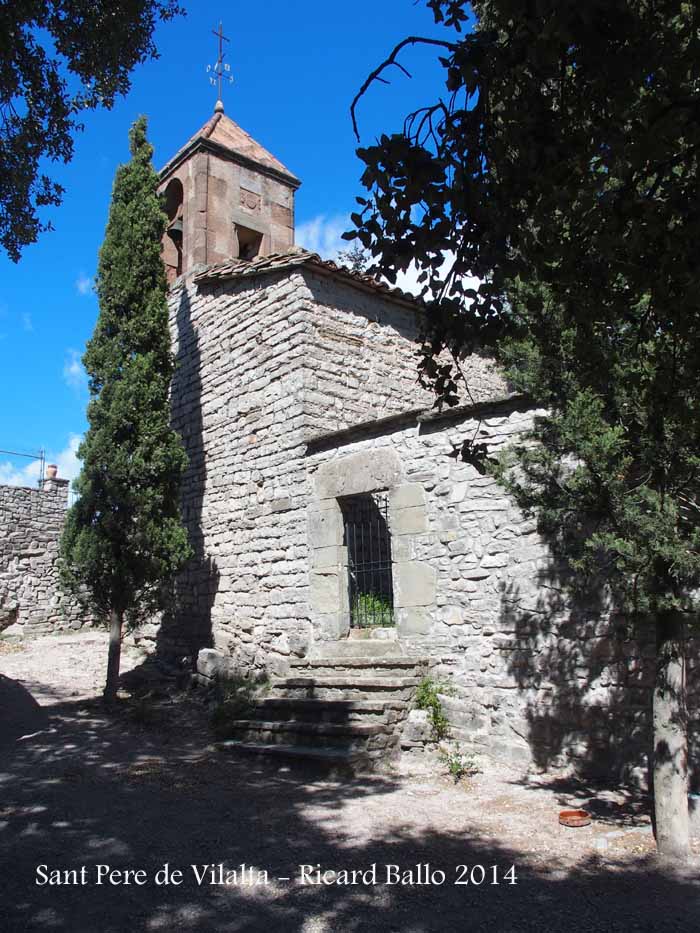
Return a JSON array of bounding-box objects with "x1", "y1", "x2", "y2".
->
[{"x1": 0, "y1": 632, "x2": 698, "y2": 932}]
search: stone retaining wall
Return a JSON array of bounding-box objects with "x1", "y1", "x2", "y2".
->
[{"x1": 0, "y1": 481, "x2": 91, "y2": 636}]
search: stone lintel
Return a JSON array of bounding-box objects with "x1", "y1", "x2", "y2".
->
[{"x1": 314, "y1": 449, "x2": 402, "y2": 500}]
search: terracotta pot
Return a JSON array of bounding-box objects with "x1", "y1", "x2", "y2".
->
[
  {"x1": 559, "y1": 809, "x2": 591, "y2": 828},
  {"x1": 46, "y1": 464, "x2": 58, "y2": 479}
]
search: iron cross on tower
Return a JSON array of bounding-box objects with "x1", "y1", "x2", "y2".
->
[{"x1": 207, "y1": 21, "x2": 233, "y2": 113}]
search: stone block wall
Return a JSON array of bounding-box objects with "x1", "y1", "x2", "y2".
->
[
  {"x1": 158, "y1": 146, "x2": 296, "y2": 282},
  {"x1": 0, "y1": 481, "x2": 91, "y2": 636},
  {"x1": 163, "y1": 263, "x2": 698, "y2": 784},
  {"x1": 161, "y1": 270, "x2": 316, "y2": 670},
  {"x1": 301, "y1": 271, "x2": 508, "y2": 437},
  {"x1": 305, "y1": 401, "x2": 700, "y2": 784},
  {"x1": 161, "y1": 266, "x2": 492, "y2": 670}
]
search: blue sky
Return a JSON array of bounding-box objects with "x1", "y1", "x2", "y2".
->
[{"x1": 0, "y1": 2, "x2": 464, "y2": 487}]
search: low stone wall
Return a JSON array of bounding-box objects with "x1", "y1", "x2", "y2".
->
[{"x1": 0, "y1": 481, "x2": 92, "y2": 636}]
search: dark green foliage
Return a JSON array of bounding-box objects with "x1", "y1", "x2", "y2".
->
[
  {"x1": 350, "y1": 1, "x2": 700, "y2": 419},
  {"x1": 351, "y1": 0, "x2": 700, "y2": 617},
  {"x1": 0, "y1": 1, "x2": 183, "y2": 261},
  {"x1": 336, "y1": 243, "x2": 370, "y2": 274},
  {"x1": 494, "y1": 278, "x2": 700, "y2": 616},
  {"x1": 353, "y1": 1, "x2": 698, "y2": 856},
  {"x1": 60, "y1": 116, "x2": 191, "y2": 628},
  {"x1": 352, "y1": 592, "x2": 394, "y2": 627}
]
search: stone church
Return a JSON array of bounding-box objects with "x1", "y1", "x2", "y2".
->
[
  {"x1": 2, "y1": 100, "x2": 694, "y2": 778},
  {"x1": 144, "y1": 102, "x2": 698, "y2": 778}
]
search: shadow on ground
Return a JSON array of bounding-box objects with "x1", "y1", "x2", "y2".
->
[
  {"x1": 0, "y1": 674, "x2": 48, "y2": 749},
  {"x1": 0, "y1": 675, "x2": 697, "y2": 933}
]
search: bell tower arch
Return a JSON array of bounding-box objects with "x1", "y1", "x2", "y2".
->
[{"x1": 157, "y1": 106, "x2": 301, "y2": 283}]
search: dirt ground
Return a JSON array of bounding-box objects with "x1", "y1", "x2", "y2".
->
[{"x1": 1, "y1": 631, "x2": 698, "y2": 932}]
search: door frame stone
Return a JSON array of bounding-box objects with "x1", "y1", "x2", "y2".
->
[{"x1": 308, "y1": 449, "x2": 435, "y2": 641}]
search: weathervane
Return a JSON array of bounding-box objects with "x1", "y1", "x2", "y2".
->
[{"x1": 206, "y1": 21, "x2": 233, "y2": 113}]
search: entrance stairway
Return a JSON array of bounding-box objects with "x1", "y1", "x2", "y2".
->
[{"x1": 216, "y1": 644, "x2": 430, "y2": 773}]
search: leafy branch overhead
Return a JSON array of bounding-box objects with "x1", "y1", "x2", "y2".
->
[
  {"x1": 349, "y1": 0, "x2": 700, "y2": 401},
  {"x1": 350, "y1": 0, "x2": 700, "y2": 609},
  {"x1": 0, "y1": 1, "x2": 183, "y2": 261}
]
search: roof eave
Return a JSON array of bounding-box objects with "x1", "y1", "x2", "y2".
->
[
  {"x1": 158, "y1": 136, "x2": 302, "y2": 190},
  {"x1": 300, "y1": 260, "x2": 425, "y2": 314},
  {"x1": 195, "y1": 255, "x2": 426, "y2": 315}
]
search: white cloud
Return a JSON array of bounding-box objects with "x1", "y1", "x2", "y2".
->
[
  {"x1": 75, "y1": 274, "x2": 93, "y2": 296},
  {"x1": 297, "y1": 218, "x2": 482, "y2": 306},
  {"x1": 63, "y1": 349, "x2": 88, "y2": 392},
  {"x1": 296, "y1": 214, "x2": 350, "y2": 260},
  {"x1": 393, "y1": 253, "x2": 481, "y2": 301},
  {"x1": 53, "y1": 434, "x2": 82, "y2": 484},
  {"x1": 0, "y1": 435, "x2": 82, "y2": 489},
  {"x1": 0, "y1": 459, "x2": 36, "y2": 487}
]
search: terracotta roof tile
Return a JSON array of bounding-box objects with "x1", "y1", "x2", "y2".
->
[
  {"x1": 160, "y1": 112, "x2": 299, "y2": 185},
  {"x1": 193, "y1": 248, "x2": 425, "y2": 309}
]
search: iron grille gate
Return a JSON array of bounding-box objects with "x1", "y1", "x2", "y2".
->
[{"x1": 340, "y1": 493, "x2": 395, "y2": 628}]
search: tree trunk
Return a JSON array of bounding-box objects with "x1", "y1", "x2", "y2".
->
[
  {"x1": 652, "y1": 609, "x2": 690, "y2": 861},
  {"x1": 103, "y1": 609, "x2": 123, "y2": 704}
]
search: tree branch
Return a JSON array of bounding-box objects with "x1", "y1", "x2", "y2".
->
[{"x1": 351, "y1": 36, "x2": 459, "y2": 140}]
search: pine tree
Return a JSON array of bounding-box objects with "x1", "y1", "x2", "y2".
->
[
  {"x1": 61, "y1": 116, "x2": 191, "y2": 702},
  {"x1": 336, "y1": 243, "x2": 369, "y2": 274}
]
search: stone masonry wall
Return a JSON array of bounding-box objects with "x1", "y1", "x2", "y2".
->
[
  {"x1": 161, "y1": 269, "x2": 316, "y2": 670},
  {"x1": 305, "y1": 403, "x2": 699, "y2": 784},
  {"x1": 163, "y1": 264, "x2": 697, "y2": 783},
  {"x1": 161, "y1": 266, "x2": 498, "y2": 671},
  {"x1": 0, "y1": 482, "x2": 91, "y2": 636},
  {"x1": 301, "y1": 271, "x2": 508, "y2": 436},
  {"x1": 159, "y1": 147, "x2": 295, "y2": 282}
]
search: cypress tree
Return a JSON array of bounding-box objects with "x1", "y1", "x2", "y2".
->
[{"x1": 61, "y1": 116, "x2": 191, "y2": 702}]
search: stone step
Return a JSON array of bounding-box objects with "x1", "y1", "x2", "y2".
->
[
  {"x1": 288, "y1": 656, "x2": 430, "y2": 677},
  {"x1": 215, "y1": 741, "x2": 381, "y2": 774},
  {"x1": 289, "y1": 654, "x2": 430, "y2": 670},
  {"x1": 313, "y1": 639, "x2": 404, "y2": 658},
  {"x1": 269, "y1": 675, "x2": 421, "y2": 701},
  {"x1": 212, "y1": 656, "x2": 426, "y2": 772},
  {"x1": 227, "y1": 719, "x2": 387, "y2": 737},
  {"x1": 222, "y1": 719, "x2": 394, "y2": 752},
  {"x1": 347, "y1": 627, "x2": 397, "y2": 642},
  {"x1": 251, "y1": 697, "x2": 408, "y2": 724}
]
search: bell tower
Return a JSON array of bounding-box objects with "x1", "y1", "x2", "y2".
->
[{"x1": 157, "y1": 32, "x2": 301, "y2": 284}]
